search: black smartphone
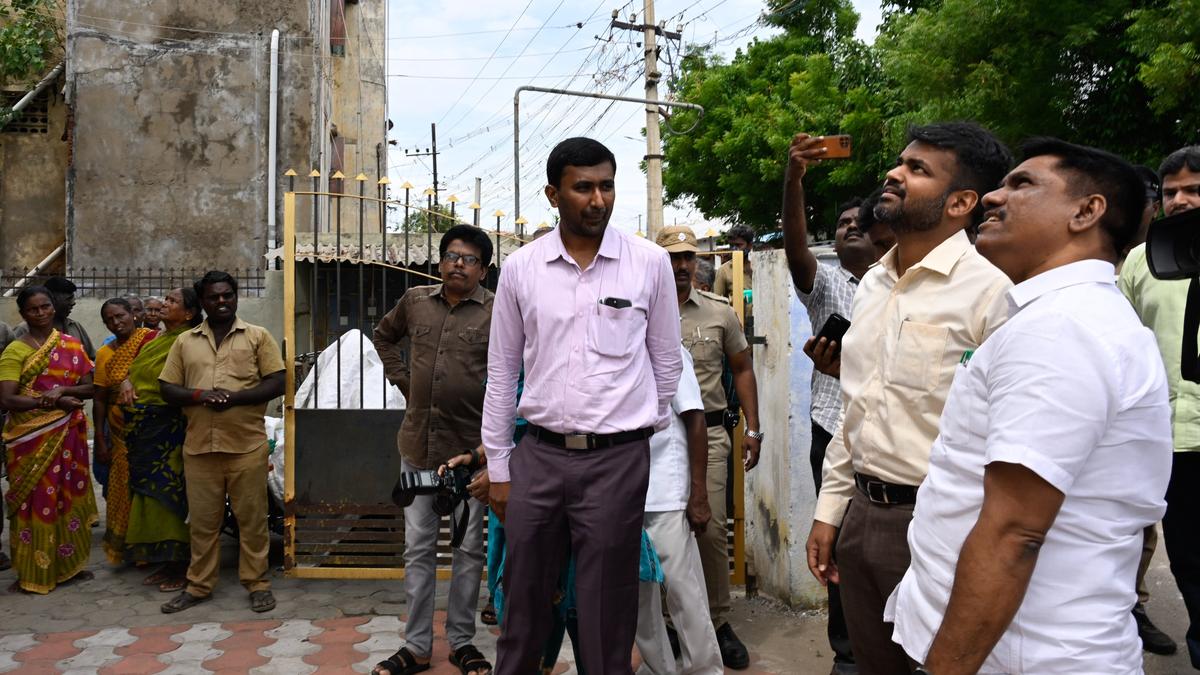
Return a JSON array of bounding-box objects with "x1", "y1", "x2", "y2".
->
[{"x1": 816, "y1": 313, "x2": 851, "y2": 349}]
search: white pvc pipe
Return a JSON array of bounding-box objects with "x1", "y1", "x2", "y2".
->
[
  {"x1": 268, "y1": 30, "x2": 280, "y2": 252},
  {"x1": 4, "y1": 243, "x2": 65, "y2": 297}
]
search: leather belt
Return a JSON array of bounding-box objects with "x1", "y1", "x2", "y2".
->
[
  {"x1": 854, "y1": 472, "x2": 919, "y2": 506},
  {"x1": 527, "y1": 424, "x2": 653, "y2": 451},
  {"x1": 704, "y1": 410, "x2": 725, "y2": 428}
]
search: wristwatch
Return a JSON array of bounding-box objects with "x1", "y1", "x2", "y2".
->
[
  {"x1": 914, "y1": 668, "x2": 932, "y2": 675},
  {"x1": 744, "y1": 429, "x2": 764, "y2": 441}
]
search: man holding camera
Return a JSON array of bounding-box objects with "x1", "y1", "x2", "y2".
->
[
  {"x1": 782, "y1": 133, "x2": 887, "y2": 675},
  {"x1": 657, "y1": 224, "x2": 761, "y2": 669},
  {"x1": 1119, "y1": 145, "x2": 1200, "y2": 668},
  {"x1": 372, "y1": 224, "x2": 496, "y2": 675}
]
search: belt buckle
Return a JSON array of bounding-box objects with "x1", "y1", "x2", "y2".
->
[
  {"x1": 564, "y1": 434, "x2": 591, "y2": 451},
  {"x1": 866, "y1": 480, "x2": 891, "y2": 505}
]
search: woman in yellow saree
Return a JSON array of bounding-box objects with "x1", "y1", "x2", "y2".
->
[
  {"x1": 0, "y1": 286, "x2": 98, "y2": 594},
  {"x1": 92, "y1": 298, "x2": 157, "y2": 564}
]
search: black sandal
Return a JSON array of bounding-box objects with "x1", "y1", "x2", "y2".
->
[
  {"x1": 372, "y1": 647, "x2": 430, "y2": 675},
  {"x1": 450, "y1": 644, "x2": 492, "y2": 675},
  {"x1": 480, "y1": 601, "x2": 498, "y2": 626}
]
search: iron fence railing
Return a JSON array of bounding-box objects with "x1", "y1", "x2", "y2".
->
[{"x1": 0, "y1": 266, "x2": 267, "y2": 298}]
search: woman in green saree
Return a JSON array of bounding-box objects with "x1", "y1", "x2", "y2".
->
[
  {"x1": 114, "y1": 287, "x2": 202, "y2": 591},
  {"x1": 0, "y1": 286, "x2": 98, "y2": 594}
]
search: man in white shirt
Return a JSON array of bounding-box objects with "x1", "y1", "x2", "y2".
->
[
  {"x1": 888, "y1": 138, "x2": 1173, "y2": 674},
  {"x1": 636, "y1": 347, "x2": 723, "y2": 675}
]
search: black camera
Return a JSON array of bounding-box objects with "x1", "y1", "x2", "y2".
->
[
  {"x1": 1146, "y1": 208, "x2": 1200, "y2": 384},
  {"x1": 1146, "y1": 207, "x2": 1200, "y2": 279},
  {"x1": 391, "y1": 465, "x2": 471, "y2": 516}
]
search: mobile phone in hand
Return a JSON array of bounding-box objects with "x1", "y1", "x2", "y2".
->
[
  {"x1": 816, "y1": 313, "x2": 851, "y2": 351},
  {"x1": 816, "y1": 135, "x2": 852, "y2": 159}
]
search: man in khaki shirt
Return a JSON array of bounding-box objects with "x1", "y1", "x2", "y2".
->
[
  {"x1": 713, "y1": 224, "x2": 755, "y2": 320},
  {"x1": 804, "y1": 123, "x2": 1013, "y2": 674},
  {"x1": 658, "y1": 225, "x2": 761, "y2": 669},
  {"x1": 158, "y1": 271, "x2": 286, "y2": 615}
]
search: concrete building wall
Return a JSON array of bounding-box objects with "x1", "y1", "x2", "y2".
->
[
  {"x1": 64, "y1": 0, "x2": 330, "y2": 273},
  {"x1": 0, "y1": 86, "x2": 69, "y2": 272},
  {"x1": 745, "y1": 249, "x2": 824, "y2": 608}
]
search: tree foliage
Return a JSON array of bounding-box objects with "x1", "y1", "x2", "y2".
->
[
  {"x1": 0, "y1": 0, "x2": 63, "y2": 85},
  {"x1": 662, "y1": 0, "x2": 1200, "y2": 238}
]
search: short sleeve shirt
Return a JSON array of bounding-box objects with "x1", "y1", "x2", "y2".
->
[
  {"x1": 646, "y1": 347, "x2": 703, "y2": 512},
  {"x1": 159, "y1": 318, "x2": 286, "y2": 455},
  {"x1": 886, "y1": 261, "x2": 1172, "y2": 672},
  {"x1": 680, "y1": 288, "x2": 749, "y2": 413}
]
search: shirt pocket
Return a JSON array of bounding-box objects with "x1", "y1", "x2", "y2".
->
[
  {"x1": 226, "y1": 347, "x2": 259, "y2": 383},
  {"x1": 682, "y1": 328, "x2": 722, "y2": 364},
  {"x1": 588, "y1": 303, "x2": 645, "y2": 359},
  {"x1": 889, "y1": 320, "x2": 949, "y2": 393}
]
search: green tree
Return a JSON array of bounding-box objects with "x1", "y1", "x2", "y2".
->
[
  {"x1": 0, "y1": 0, "x2": 63, "y2": 84},
  {"x1": 662, "y1": 0, "x2": 888, "y2": 238},
  {"x1": 402, "y1": 203, "x2": 458, "y2": 233}
]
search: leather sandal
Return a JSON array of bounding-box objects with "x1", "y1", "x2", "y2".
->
[
  {"x1": 161, "y1": 591, "x2": 210, "y2": 614},
  {"x1": 250, "y1": 590, "x2": 276, "y2": 613},
  {"x1": 373, "y1": 647, "x2": 431, "y2": 675},
  {"x1": 450, "y1": 644, "x2": 492, "y2": 675}
]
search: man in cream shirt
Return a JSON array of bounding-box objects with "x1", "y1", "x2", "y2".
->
[
  {"x1": 888, "y1": 139, "x2": 1172, "y2": 674},
  {"x1": 805, "y1": 122, "x2": 1013, "y2": 674}
]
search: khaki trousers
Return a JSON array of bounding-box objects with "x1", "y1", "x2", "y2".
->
[
  {"x1": 696, "y1": 424, "x2": 731, "y2": 627},
  {"x1": 183, "y1": 446, "x2": 271, "y2": 597},
  {"x1": 1136, "y1": 523, "x2": 1158, "y2": 604}
]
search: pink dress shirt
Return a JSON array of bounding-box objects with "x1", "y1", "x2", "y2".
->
[{"x1": 482, "y1": 226, "x2": 683, "y2": 481}]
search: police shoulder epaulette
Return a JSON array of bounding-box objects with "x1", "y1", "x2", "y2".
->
[{"x1": 698, "y1": 290, "x2": 731, "y2": 305}]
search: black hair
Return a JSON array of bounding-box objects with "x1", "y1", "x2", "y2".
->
[
  {"x1": 1133, "y1": 164, "x2": 1161, "y2": 200},
  {"x1": 194, "y1": 270, "x2": 238, "y2": 298},
  {"x1": 1158, "y1": 146, "x2": 1200, "y2": 181},
  {"x1": 836, "y1": 197, "x2": 864, "y2": 218},
  {"x1": 100, "y1": 297, "x2": 133, "y2": 316},
  {"x1": 16, "y1": 285, "x2": 53, "y2": 312},
  {"x1": 43, "y1": 276, "x2": 77, "y2": 294},
  {"x1": 177, "y1": 286, "x2": 204, "y2": 327},
  {"x1": 439, "y1": 224, "x2": 494, "y2": 268},
  {"x1": 858, "y1": 187, "x2": 885, "y2": 232},
  {"x1": 1020, "y1": 137, "x2": 1146, "y2": 256},
  {"x1": 907, "y1": 122, "x2": 1014, "y2": 225},
  {"x1": 726, "y1": 225, "x2": 755, "y2": 244},
  {"x1": 546, "y1": 137, "x2": 617, "y2": 188}
]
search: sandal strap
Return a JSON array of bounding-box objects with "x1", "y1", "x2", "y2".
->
[{"x1": 452, "y1": 644, "x2": 491, "y2": 672}]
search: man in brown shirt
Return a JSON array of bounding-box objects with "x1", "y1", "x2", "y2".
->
[
  {"x1": 370, "y1": 225, "x2": 495, "y2": 675},
  {"x1": 157, "y1": 271, "x2": 286, "y2": 615}
]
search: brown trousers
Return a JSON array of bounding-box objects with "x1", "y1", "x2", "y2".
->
[
  {"x1": 183, "y1": 446, "x2": 271, "y2": 597},
  {"x1": 1137, "y1": 523, "x2": 1158, "y2": 604},
  {"x1": 836, "y1": 496, "x2": 916, "y2": 675},
  {"x1": 494, "y1": 433, "x2": 650, "y2": 675},
  {"x1": 696, "y1": 424, "x2": 732, "y2": 626}
]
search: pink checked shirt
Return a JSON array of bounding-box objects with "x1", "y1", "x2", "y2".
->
[{"x1": 482, "y1": 226, "x2": 683, "y2": 481}]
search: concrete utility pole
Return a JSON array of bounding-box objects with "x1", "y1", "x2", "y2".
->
[
  {"x1": 612, "y1": 2, "x2": 681, "y2": 241},
  {"x1": 474, "y1": 177, "x2": 482, "y2": 226},
  {"x1": 404, "y1": 123, "x2": 441, "y2": 207}
]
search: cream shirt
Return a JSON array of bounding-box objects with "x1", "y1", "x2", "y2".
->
[
  {"x1": 886, "y1": 260, "x2": 1171, "y2": 673},
  {"x1": 814, "y1": 230, "x2": 1011, "y2": 526}
]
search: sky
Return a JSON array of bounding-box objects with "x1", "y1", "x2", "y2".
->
[{"x1": 383, "y1": 0, "x2": 884, "y2": 235}]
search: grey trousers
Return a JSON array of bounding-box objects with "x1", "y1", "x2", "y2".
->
[
  {"x1": 637, "y1": 510, "x2": 723, "y2": 675},
  {"x1": 401, "y1": 459, "x2": 486, "y2": 658}
]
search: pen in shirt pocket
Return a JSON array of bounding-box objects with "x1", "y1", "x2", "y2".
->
[{"x1": 599, "y1": 297, "x2": 632, "y2": 309}]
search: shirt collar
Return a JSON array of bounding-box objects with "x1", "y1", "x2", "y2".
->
[
  {"x1": 542, "y1": 225, "x2": 622, "y2": 264},
  {"x1": 834, "y1": 264, "x2": 860, "y2": 284},
  {"x1": 685, "y1": 286, "x2": 702, "y2": 306},
  {"x1": 1007, "y1": 259, "x2": 1116, "y2": 312},
  {"x1": 433, "y1": 282, "x2": 488, "y2": 304},
  {"x1": 880, "y1": 229, "x2": 972, "y2": 280},
  {"x1": 194, "y1": 316, "x2": 249, "y2": 337}
]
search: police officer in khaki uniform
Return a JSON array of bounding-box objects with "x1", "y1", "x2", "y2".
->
[{"x1": 656, "y1": 225, "x2": 762, "y2": 670}]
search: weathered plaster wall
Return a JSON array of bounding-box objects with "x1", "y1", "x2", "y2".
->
[
  {"x1": 65, "y1": 0, "x2": 326, "y2": 272},
  {"x1": 330, "y1": 0, "x2": 387, "y2": 232},
  {"x1": 745, "y1": 249, "x2": 824, "y2": 608},
  {"x1": 0, "y1": 90, "x2": 69, "y2": 271}
]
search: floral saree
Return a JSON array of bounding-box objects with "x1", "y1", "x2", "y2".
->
[{"x1": 0, "y1": 331, "x2": 98, "y2": 594}]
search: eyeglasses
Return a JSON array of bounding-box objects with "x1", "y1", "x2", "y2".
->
[{"x1": 444, "y1": 251, "x2": 481, "y2": 267}]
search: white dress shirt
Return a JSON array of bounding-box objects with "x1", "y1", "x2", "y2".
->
[
  {"x1": 645, "y1": 347, "x2": 704, "y2": 513},
  {"x1": 886, "y1": 260, "x2": 1173, "y2": 674}
]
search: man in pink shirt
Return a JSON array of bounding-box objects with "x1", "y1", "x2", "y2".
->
[{"x1": 483, "y1": 137, "x2": 683, "y2": 674}]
